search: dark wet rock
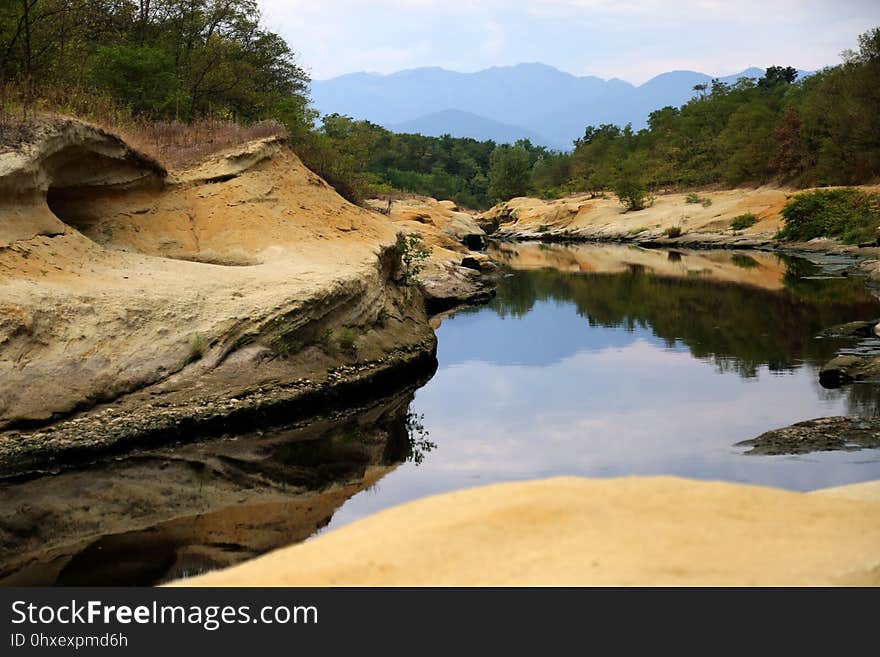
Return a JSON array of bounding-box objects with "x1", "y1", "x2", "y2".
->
[
  {"x1": 461, "y1": 234, "x2": 486, "y2": 251},
  {"x1": 737, "y1": 416, "x2": 880, "y2": 455},
  {"x1": 461, "y1": 256, "x2": 482, "y2": 272},
  {"x1": 818, "y1": 320, "x2": 879, "y2": 338},
  {"x1": 819, "y1": 354, "x2": 880, "y2": 388}
]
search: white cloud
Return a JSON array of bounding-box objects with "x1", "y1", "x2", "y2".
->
[{"x1": 257, "y1": 0, "x2": 880, "y2": 81}]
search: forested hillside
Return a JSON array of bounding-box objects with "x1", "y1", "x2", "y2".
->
[
  {"x1": 569, "y1": 39, "x2": 880, "y2": 195},
  {"x1": 0, "y1": 0, "x2": 309, "y2": 123},
  {"x1": 1, "y1": 3, "x2": 878, "y2": 210}
]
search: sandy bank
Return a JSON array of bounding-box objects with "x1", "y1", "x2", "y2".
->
[
  {"x1": 175, "y1": 476, "x2": 880, "y2": 587},
  {"x1": 486, "y1": 186, "x2": 880, "y2": 249}
]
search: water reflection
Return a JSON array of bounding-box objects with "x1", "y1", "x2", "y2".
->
[
  {"x1": 480, "y1": 243, "x2": 880, "y2": 377},
  {"x1": 0, "y1": 387, "x2": 429, "y2": 586},
  {"x1": 323, "y1": 245, "x2": 880, "y2": 533}
]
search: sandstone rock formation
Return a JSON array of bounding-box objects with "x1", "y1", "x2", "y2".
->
[
  {"x1": 174, "y1": 476, "x2": 880, "y2": 586},
  {"x1": 0, "y1": 118, "x2": 447, "y2": 474},
  {"x1": 366, "y1": 196, "x2": 495, "y2": 313},
  {"x1": 482, "y1": 187, "x2": 880, "y2": 247}
]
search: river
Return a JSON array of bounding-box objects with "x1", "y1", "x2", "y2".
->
[{"x1": 3, "y1": 244, "x2": 880, "y2": 585}]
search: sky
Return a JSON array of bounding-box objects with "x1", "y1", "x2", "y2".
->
[{"x1": 259, "y1": 0, "x2": 880, "y2": 83}]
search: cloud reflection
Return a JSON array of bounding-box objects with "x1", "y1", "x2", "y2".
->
[{"x1": 324, "y1": 251, "x2": 880, "y2": 531}]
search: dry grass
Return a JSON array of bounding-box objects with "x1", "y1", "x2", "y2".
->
[
  {"x1": 0, "y1": 81, "x2": 288, "y2": 168},
  {"x1": 1, "y1": 81, "x2": 128, "y2": 127},
  {"x1": 117, "y1": 119, "x2": 287, "y2": 168}
]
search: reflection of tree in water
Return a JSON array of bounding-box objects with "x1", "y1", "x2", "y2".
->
[
  {"x1": 842, "y1": 381, "x2": 880, "y2": 416},
  {"x1": 731, "y1": 254, "x2": 758, "y2": 269},
  {"x1": 480, "y1": 262, "x2": 880, "y2": 379},
  {"x1": 404, "y1": 411, "x2": 436, "y2": 466},
  {"x1": 803, "y1": 374, "x2": 880, "y2": 417},
  {"x1": 374, "y1": 405, "x2": 437, "y2": 468}
]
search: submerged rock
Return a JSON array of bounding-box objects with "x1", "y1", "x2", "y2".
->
[{"x1": 737, "y1": 416, "x2": 880, "y2": 455}]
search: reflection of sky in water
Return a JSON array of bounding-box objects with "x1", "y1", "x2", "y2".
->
[{"x1": 324, "y1": 273, "x2": 880, "y2": 532}]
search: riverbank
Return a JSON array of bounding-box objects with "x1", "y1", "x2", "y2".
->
[
  {"x1": 0, "y1": 117, "x2": 494, "y2": 477},
  {"x1": 484, "y1": 187, "x2": 880, "y2": 254},
  {"x1": 174, "y1": 475, "x2": 880, "y2": 586}
]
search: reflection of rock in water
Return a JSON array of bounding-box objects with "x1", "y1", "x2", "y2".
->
[{"x1": 0, "y1": 387, "x2": 429, "y2": 586}]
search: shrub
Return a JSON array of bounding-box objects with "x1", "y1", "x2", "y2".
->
[
  {"x1": 664, "y1": 225, "x2": 683, "y2": 238},
  {"x1": 396, "y1": 233, "x2": 431, "y2": 285},
  {"x1": 730, "y1": 213, "x2": 758, "y2": 230},
  {"x1": 614, "y1": 178, "x2": 653, "y2": 212},
  {"x1": 188, "y1": 333, "x2": 207, "y2": 360},
  {"x1": 685, "y1": 193, "x2": 712, "y2": 207},
  {"x1": 319, "y1": 328, "x2": 337, "y2": 355},
  {"x1": 272, "y1": 335, "x2": 303, "y2": 357},
  {"x1": 536, "y1": 225, "x2": 549, "y2": 233},
  {"x1": 336, "y1": 327, "x2": 357, "y2": 354},
  {"x1": 777, "y1": 188, "x2": 880, "y2": 244}
]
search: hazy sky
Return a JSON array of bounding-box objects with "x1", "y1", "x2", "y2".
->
[{"x1": 260, "y1": 0, "x2": 880, "y2": 83}]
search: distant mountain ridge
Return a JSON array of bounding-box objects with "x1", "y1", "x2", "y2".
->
[
  {"x1": 388, "y1": 109, "x2": 558, "y2": 148},
  {"x1": 310, "y1": 63, "x2": 798, "y2": 149}
]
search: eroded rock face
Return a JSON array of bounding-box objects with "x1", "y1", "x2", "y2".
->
[
  {"x1": 0, "y1": 118, "x2": 165, "y2": 244},
  {"x1": 0, "y1": 118, "x2": 435, "y2": 463},
  {"x1": 367, "y1": 197, "x2": 487, "y2": 250},
  {"x1": 365, "y1": 196, "x2": 496, "y2": 313}
]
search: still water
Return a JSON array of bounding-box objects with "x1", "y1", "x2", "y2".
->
[
  {"x1": 4, "y1": 244, "x2": 880, "y2": 584},
  {"x1": 322, "y1": 243, "x2": 880, "y2": 533}
]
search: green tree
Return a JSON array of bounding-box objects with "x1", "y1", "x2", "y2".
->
[
  {"x1": 92, "y1": 44, "x2": 181, "y2": 114},
  {"x1": 612, "y1": 153, "x2": 651, "y2": 211},
  {"x1": 488, "y1": 144, "x2": 532, "y2": 201},
  {"x1": 771, "y1": 106, "x2": 805, "y2": 179}
]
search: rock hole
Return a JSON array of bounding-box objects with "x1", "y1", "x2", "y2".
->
[{"x1": 43, "y1": 146, "x2": 163, "y2": 237}]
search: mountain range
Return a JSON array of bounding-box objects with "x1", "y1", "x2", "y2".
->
[{"x1": 310, "y1": 63, "x2": 778, "y2": 150}]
